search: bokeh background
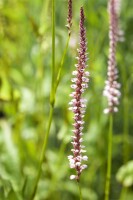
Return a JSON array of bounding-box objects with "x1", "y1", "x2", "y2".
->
[{"x1": 0, "y1": 0, "x2": 133, "y2": 199}]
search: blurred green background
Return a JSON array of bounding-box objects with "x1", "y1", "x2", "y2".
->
[{"x1": 0, "y1": 0, "x2": 133, "y2": 199}]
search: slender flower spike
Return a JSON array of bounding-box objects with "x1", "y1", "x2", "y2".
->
[
  {"x1": 103, "y1": 0, "x2": 121, "y2": 114},
  {"x1": 68, "y1": 7, "x2": 89, "y2": 181},
  {"x1": 66, "y1": 0, "x2": 72, "y2": 36}
]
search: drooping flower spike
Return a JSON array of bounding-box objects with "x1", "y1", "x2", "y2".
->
[
  {"x1": 103, "y1": 0, "x2": 121, "y2": 114},
  {"x1": 66, "y1": 0, "x2": 72, "y2": 36},
  {"x1": 68, "y1": 7, "x2": 89, "y2": 181}
]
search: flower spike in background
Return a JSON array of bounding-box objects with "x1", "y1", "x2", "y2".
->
[
  {"x1": 103, "y1": 0, "x2": 121, "y2": 114},
  {"x1": 66, "y1": 0, "x2": 72, "y2": 36},
  {"x1": 104, "y1": 1, "x2": 122, "y2": 200},
  {"x1": 68, "y1": 7, "x2": 89, "y2": 181}
]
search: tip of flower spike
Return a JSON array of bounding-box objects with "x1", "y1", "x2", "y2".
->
[{"x1": 80, "y1": 7, "x2": 85, "y2": 20}]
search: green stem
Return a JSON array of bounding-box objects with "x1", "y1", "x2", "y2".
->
[
  {"x1": 77, "y1": 181, "x2": 83, "y2": 200},
  {"x1": 119, "y1": 95, "x2": 129, "y2": 200},
  {"x1": 105, "y1": 114, "x2": 113, "y2": 200},
  {"x1": 29, "y1": 1, "x2": 55, "y2": 199},
  {"x1": 30, "y1": 106, "x2": 54, "y2": 200},
  {"x1": 30, "y1": 39, "x2": 70, "y2": 200},
  {"x1": 39, "y1": 35, "x2": 70, "y2": 198},
  {"x1": 46, "y1": 140, "x2": 67, "y2": 198},
  {"x1": 55, "y1": 36, "x2": 70, "y2": 91},
  {"x1": 29, "y1": 6, "x2": 71, "y2": 200},
  {"x1": 50, "y1": 0, "x2": 55, "y2": 105}
]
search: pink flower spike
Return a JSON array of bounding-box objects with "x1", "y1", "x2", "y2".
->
[
  {"x1": 68, "y1": 7, "x2": 89, "y2": 182},
  {"x1": 103, "y1": 0, "x2": 121, "y2": 114}
]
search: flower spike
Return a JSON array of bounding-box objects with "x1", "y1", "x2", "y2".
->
[
  {"x1": 68, "y1": 7, "x2": 89, "y2": 181},
  {"x1": 103, "y1": 0, "x2": 121, "y2": 114}
]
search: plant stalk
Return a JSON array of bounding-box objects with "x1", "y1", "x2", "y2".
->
[
  {"x1": 55, "y1": 35, "x2": 70, "y2": 91},
  {"x1": 30, "y1": 106, "x2": 54, "y2": 200},
  {"x1": 30, "y1": 0, "x2": 55, "y2": 199},
  {"x1": 105, "y1": 114, "x2": 113, "y2": 200},
  {"x1": 77, "y1": 181, "x2": 83, "y2": 200},
  {"x1": 50, "y1": 0, "x2": 55, "y2": 106},
  {"x1": 29, "y1": 2, "x2": 71, "y2": 199}
]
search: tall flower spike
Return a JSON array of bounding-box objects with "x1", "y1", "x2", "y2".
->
[
  {"x1": 103, "y1": 0, "x2": 121, "y2": 114},
  {"x1": 66, "y1": 0, "x2": 72, "y2": 36},
  {"x1": 68, "y1": 7, "x2": 89, "y2": 181}
]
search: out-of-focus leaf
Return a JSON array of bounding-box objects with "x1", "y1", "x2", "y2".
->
[
  {"x1": 116, "y1": 161, "x2": 133, "y2": 187},
  {"x1": 0, "y1": 120, "x2": 22, "y2": 193}
]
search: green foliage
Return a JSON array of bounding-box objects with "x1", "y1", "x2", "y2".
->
[
  {"x1": 117, "y1": 161, "x2": 133, "y2": 187},
  {"x1": 0, "y1": 0, "x2": 133, "y2": 199}
]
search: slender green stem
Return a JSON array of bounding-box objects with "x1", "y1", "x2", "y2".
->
[
  {"x1": 39, "y1": 35, "x2": 70, "y2": 199},
  {"x1": 55, "y1": 35, "x2": 70, "y2": 91},
  {"x1": 77, "y1": 181, "x2": 83, "y2": 200},
  {"x1": 105, "y1": 114, "x2": 113, "y2": 200},
  {"x1": 30, "y1": 38, "x2": 70, "y2": 200},
  {"x1": 29, "y1": 8, "x2": 71, "y2": 200},
  {"x1": 29, "y1": 1, "x2": 71, "y2": 198},
  {"x1": 29, "y1": 1, "x2": 55, "y2": 199},
  {"x1": 50, "y1": 0, "x2": 55, "y2": 106},
  {"x1": 119, "y1": 90, "x2": 129, "y2": 200},
  {"x1": 30, "y1": 106, "x2": 54, "y2": 200},
  {"x1": 46, "y1": 140, "x2": 67, "y2": 198}
]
